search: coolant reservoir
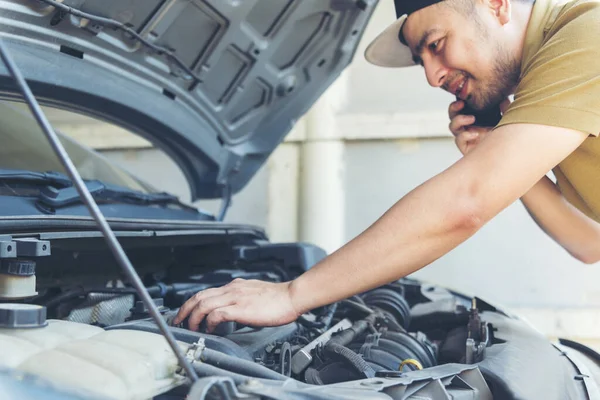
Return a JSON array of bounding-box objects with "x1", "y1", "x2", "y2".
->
[
  {"x1": 0, "y1": 315, "x2": 187, "y2": 400},
  {"x1": 0, "y1": 260, "x2": 38, "y2": 299},
  {"x1": 0, "y1": 303, "x2": 47, "y2": 328}
]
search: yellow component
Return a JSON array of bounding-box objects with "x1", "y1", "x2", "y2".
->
[{"x1": 399, "y1": 359, "x2": 423, "y2": 371}]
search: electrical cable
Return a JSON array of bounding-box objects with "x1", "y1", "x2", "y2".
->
[{"x1": 0, "y1": 38, "x2": 199, "y2": 383}]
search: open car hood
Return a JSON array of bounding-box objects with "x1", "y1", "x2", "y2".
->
[{"x1": 0, "y1": 0, "x2": 377, "y2": 200}]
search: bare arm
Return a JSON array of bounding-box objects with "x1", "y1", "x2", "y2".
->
[
  {"x1": 520, "y1": 176, "x2": 600, "y2": 264},
  {"x1": 449, "y1": 100, "x2": 600, "y2": 265},
  {"x1": 174, "y1": 121, "x2": 587, "y2": 331},
  {"x1": 287, "y1": 123, "x2": 588, "y2": 313}
]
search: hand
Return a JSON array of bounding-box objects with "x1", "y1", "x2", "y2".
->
[
  {"x1": 172, "y1": 279, "x2": 301, "y2": 332},
  {"x1": 448, "y1": 98, "x2": 511, "y2": 155}
]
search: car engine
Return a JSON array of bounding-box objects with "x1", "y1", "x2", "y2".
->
[{"x1": 0, "y1": 235, "x2": 598, "y2": 400}]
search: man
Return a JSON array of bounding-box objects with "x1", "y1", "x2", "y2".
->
[{"x1": 174, "y1": 0, "x2": 600, "y2": 332}]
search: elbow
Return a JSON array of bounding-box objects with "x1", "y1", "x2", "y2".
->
[
  {"x1": 445, "y1": 175, "x2": 491, "y2": 235},
  {"x1": 574, "y1": 252, "x2": 600, "y2": 265},
  {"x1": 448, "y1": 196, "x2": 486, "y2": 235},
  {"x1": 567, "y1": 246, "x2": 600, "y2": 265}
]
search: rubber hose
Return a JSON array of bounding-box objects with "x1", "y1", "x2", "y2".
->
[
  {"x1": 382, "y1": 331, "x2": 437, "y2": 367},
  {"x1": 323, "y1": 342, "x2": 376, "y2": 378},
  {"x1": 361, "y1": 289, "x2": 411, "y2": 328},
  {"x1": 349, "y1": 295, "x2": 366, "y2": 305},
  {"x1": 199, "y1": 348, "x2": 288, "y2": 381},
  {"x1": 193, "y1": 362, "x2": 253, "y2": 385},
  {"x1": 45, "y1": 283, "x2": 202, "y2": 309},
  {"x1": 380, "y1": 310, "x2": 407, "y2": 332},
  {"x1": 330, "y1": 320, "x2": 370, "y2": 347},
  {"x1": 351, "y1": 339, "x2": 416, "y2": 365},
  {"x1": 365, "y1": 289, "x2": 411, "y2": 322},
  {"x1": 367, "y1": 361, "x2": 386, "y2": 372},
  {"x1": 45, "y1": 287, "x2": 137, "y2": 308},
  {"x1": 297, "y1": 315, "x2": 325, "y2": 329},
  {"x1": 362, "y1": 348, "x2": 403, "y2": 371},
  {"x1": 378, "y1": 338, "x2": 423, "y2": 363},
  {"x1": 348, "y1": 342, "x2": 406, "y2": 371},
  {"x1": 308, "y1": 361, "x2": 374, "y2": 385},
  {"x1": 304, "y1": 367, "x2": 324, "y2": 385},
  {"x1": 320, "y1": 303, "x2": 338, "y2": 330},
  {"x1": 341, "y1": 299, "x2": 374, "y2": 316}
]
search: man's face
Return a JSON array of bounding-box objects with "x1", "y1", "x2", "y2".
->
[{"x1": 402, "y1": 0, "x2": 520, "y2": 110}]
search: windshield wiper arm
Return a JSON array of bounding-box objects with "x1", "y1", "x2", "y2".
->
[
  {"x1": 38, "y1": 180, "x2": 188, "y2": 209},
  {"x1": 0, "y1": 169, "x2": 71, "y2": 187},
  {"x1": 0, "y1": 169, "x2": 194, "y2": 211}
]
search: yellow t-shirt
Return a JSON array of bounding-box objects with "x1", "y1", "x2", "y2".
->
[{"x1": 496, "y1": 0, "x2": 600, "y2": 222}]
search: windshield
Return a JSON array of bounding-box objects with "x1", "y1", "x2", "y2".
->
[{"x1": 0, "y1": 100, "x2": 155, "y2": 194}]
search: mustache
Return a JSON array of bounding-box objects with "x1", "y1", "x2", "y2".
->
[{"x1": 442, "y1": 71, "x2": 473, "y2": 92}]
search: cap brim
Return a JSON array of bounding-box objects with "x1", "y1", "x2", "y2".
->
[{"x1": 364, "y1": 15, "x2": 416, "y2": 68}]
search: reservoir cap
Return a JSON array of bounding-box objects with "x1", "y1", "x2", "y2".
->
[{"x1": 0, "y1": 303, "x2": 47, "y2": 328}]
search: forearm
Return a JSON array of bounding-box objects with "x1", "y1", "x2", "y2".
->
[
  {"x1": 289, "y1": 170, "x2": 481, "y2": 314},
  {"x1": 289, "y1": 122, "x2": 590, "y2": 314},
  {"x1": 520, "y1": 176, "x2": 600, "y2": 263}
]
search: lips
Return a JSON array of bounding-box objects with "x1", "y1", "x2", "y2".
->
[
  {"x1": 446, "y1": 76, "x2": 468, "y2": 100},
  {"x1": 458, "y1": 78, "x2": 468, "y2": 100}
]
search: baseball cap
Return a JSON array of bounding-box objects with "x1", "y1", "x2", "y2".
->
[{"x1": 364, "y1": 0, "x2": 444, "y2": 68}]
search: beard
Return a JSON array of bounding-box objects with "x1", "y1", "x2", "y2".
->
[{"x1": 467, "y1": 39, "x2": 521, "y2": 111}]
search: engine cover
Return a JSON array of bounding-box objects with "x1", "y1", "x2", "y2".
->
[{"x1": 0, "y1": 319, "x2": 186, "y2": 400}]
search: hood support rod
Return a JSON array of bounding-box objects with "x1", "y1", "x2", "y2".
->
[{"x1": 0, "y1": 38, "x2": 199, "y2": 383}]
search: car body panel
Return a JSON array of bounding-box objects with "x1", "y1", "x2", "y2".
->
[{"x1": 0, "y1": 0, "x2": 377, "y2": 200}]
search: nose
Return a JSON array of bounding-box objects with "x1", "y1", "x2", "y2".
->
[{"x1": 423, "y1": 58, "x2": 448, "y2": 88}]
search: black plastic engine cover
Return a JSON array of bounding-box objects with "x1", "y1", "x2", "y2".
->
[{"x1": 477, "y1": 312, "x2": 590, "y2": 400}]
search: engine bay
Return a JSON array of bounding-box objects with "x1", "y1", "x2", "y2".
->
[{"x1": 0, "y1": 231, "x2": 597, "y2": 400}]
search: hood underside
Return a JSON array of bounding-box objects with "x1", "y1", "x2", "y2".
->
[{"x1": 0, "y1": 0, "x2": 377, "y2": 200}]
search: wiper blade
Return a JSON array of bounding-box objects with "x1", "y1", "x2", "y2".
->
[
  {"x1": 0, "y1": 169, "x2": 71, "y2": 187},
  {"x1": 38, "y1": 180, "x2": 187, "y2": 209},
  {"x1": 0, "y1": 169, "x2": 194, "y2": 211}
]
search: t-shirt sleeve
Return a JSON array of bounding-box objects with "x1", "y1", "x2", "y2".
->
[{"x1": 496, "y1": 1, "x2": 600, "y2": 137}]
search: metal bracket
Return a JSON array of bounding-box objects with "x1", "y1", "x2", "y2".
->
[
  {"x1": 0, "y1": 238, "x2": 17, "y2": 259},
  {"x1": 14, "y1": 239, "x2": 51, "y2": 257}
]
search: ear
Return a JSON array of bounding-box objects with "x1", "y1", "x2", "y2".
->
[{"x1": 487, "y1": 0, "x2": 511, "y2": 25}]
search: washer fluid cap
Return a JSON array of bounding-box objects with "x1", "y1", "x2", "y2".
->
[{"x1": 0, "y1": 303, "x2": 47, "y2": 328}]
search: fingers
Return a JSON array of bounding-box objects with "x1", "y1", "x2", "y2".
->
[
  {"x1": 173, "y1": 279, "x2": 254, "y2": 331},
  {"x1": 205, "y1": 306, "x2": 237, "y2": 333},
  {"x1": 173, "y1": 287, "x2": 222, "y2": 325},
  {"x1": 188, "y1": 293, "x2": 238, "y2": 332},
  {"x1": 448, "y1": 100, "x2": 465, "y2": 119},
  {"x1": 456, "y1": 130, "x2": 479, "y2": 152},
  {"x1": 455, "y1": 126, "x2": 489, "y2": 155},
  {"x1": 449, "y1": 114, "x2": 476, "y2": 136}
]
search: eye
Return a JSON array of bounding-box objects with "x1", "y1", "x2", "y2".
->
[{"x1": 429, "y1": 40, "x2": 441, "y2": 53}]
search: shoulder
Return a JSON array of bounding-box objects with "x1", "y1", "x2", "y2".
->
[
  {"x1": 520, "y1": 0, "x2": 600, "y2": 84},
  {"x1": 546, "y1": 0, "x2": 600, "y2": 39},
  {"x1": 498, "y1": 0, "x2": 600, "y2": 137}
]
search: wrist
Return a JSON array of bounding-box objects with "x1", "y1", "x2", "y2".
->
[{"x1": 287, "y1": 276, "x2": 312, "y2": 317}]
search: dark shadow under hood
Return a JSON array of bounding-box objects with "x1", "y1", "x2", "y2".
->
[{"x1": 0, "y1": 0, "x2": 377, "y2": 200}]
